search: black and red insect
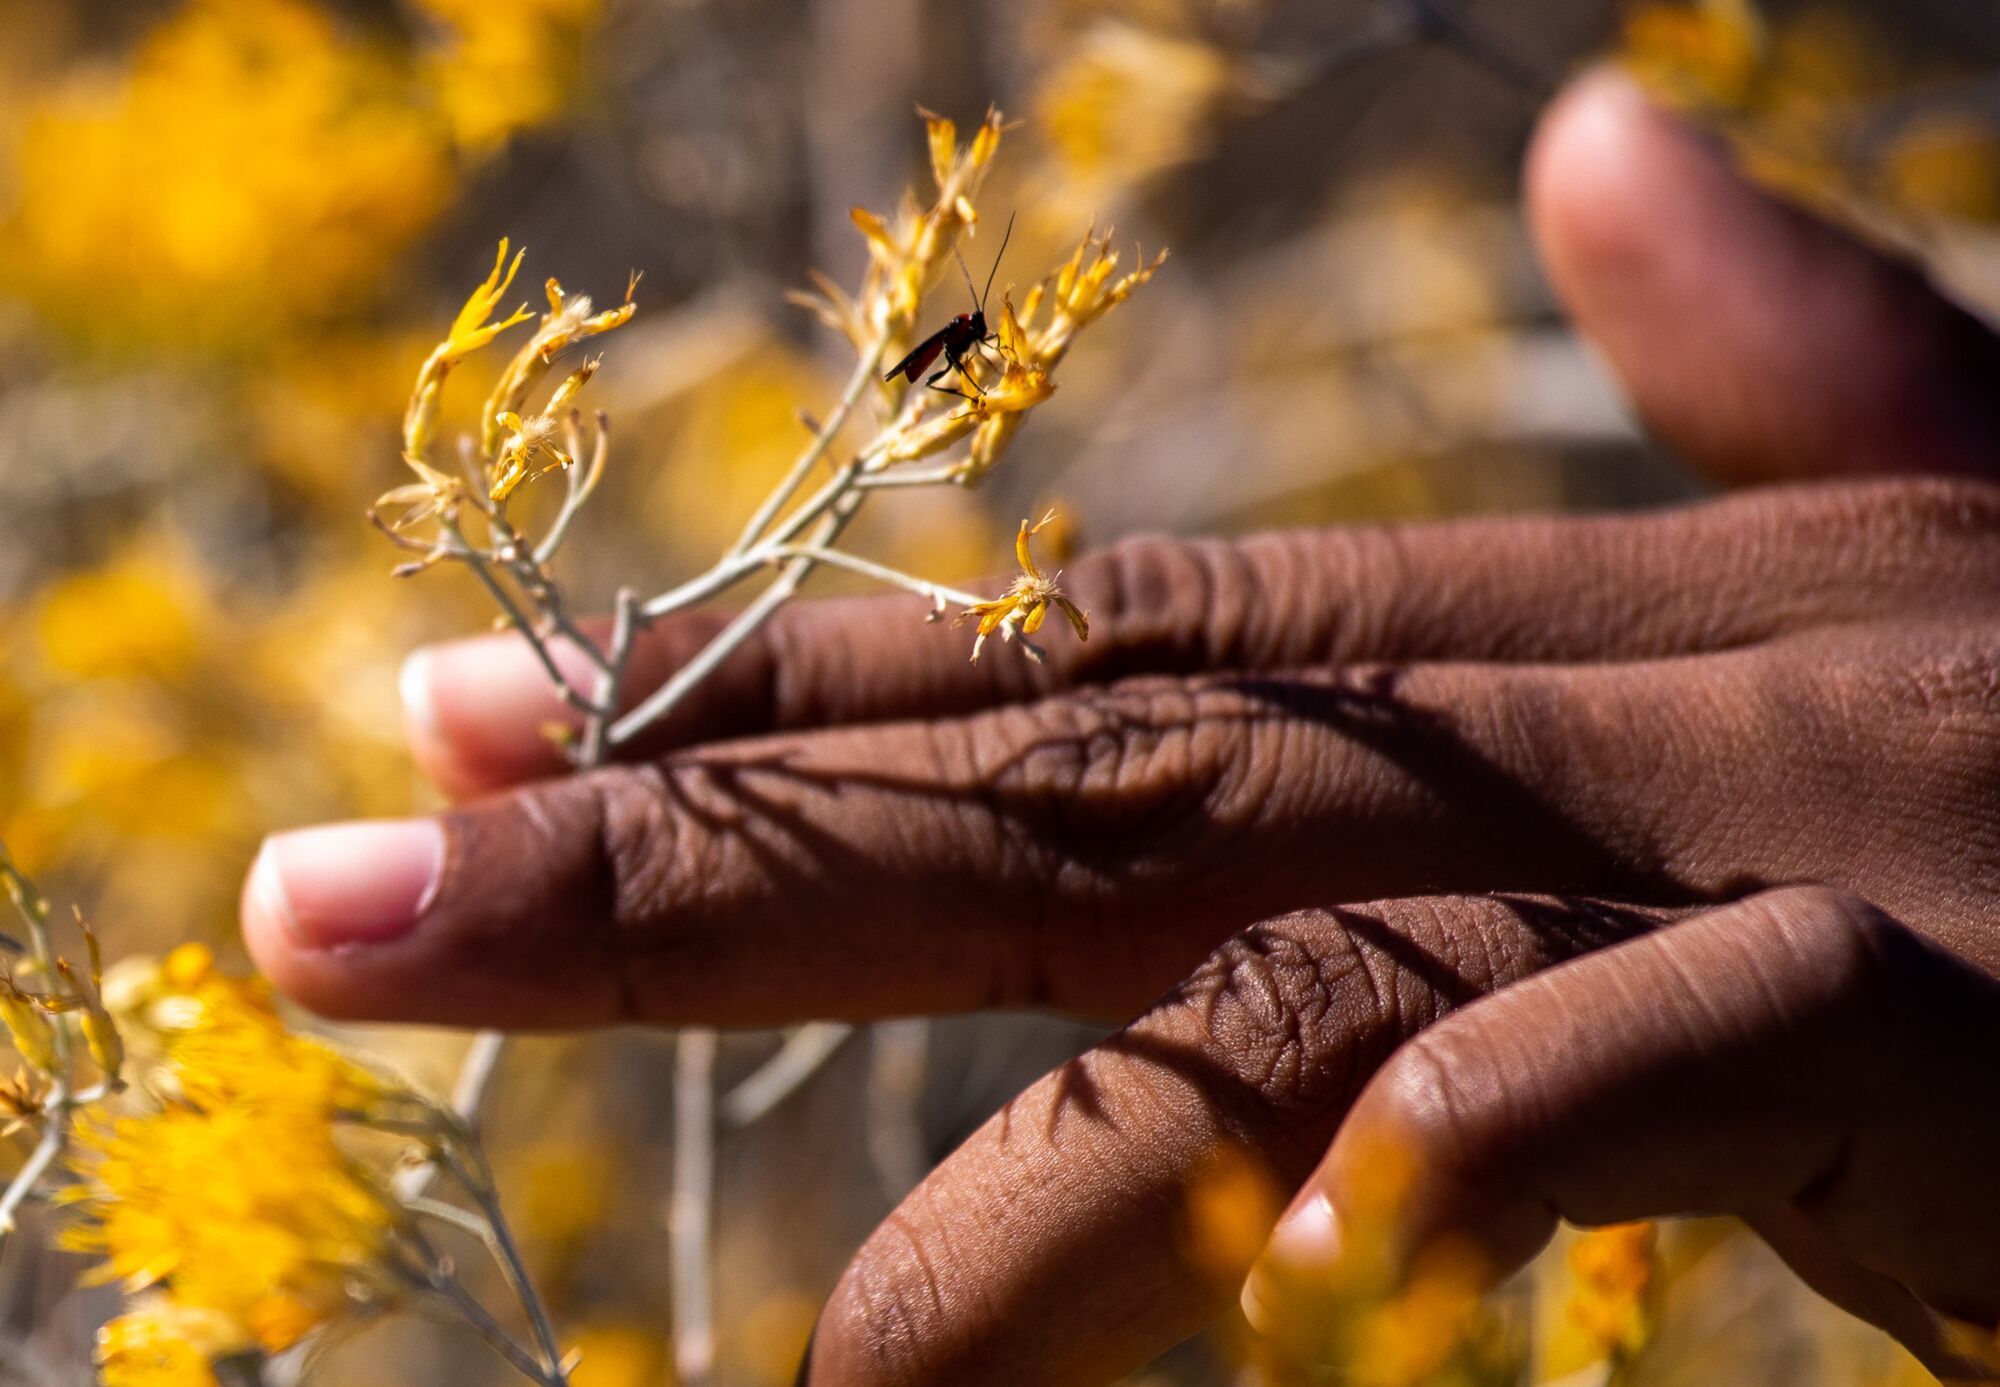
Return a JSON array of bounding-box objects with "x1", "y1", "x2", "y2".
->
[{"x1": 884, "y1": 212, "x2": 1015, "y2": 402}]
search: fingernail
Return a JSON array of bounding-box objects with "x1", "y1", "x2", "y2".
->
[
  {"x1": 1240, "y1": 1192, "x2": 1342, "y2": 1333},
  {"x1": 252, "y1": 820, "x2": 446, "y2": 949},
  {"x1": 410, "y1": 636, "x2": 593, "y2": 779},
  {"x1": 400, "y1": 648, "x2": 443, "y2": 750}
]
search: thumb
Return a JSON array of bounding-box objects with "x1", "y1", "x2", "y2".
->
[
  {"x1": 1527, "y1": 69, "x2": 2000, "y2": 486},
  {"x1": 1244, "y1": 886, "x2": 2000, "y2": 1381}
]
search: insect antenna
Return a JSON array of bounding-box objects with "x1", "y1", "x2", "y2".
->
[
  {"x1": 980, "y1": 211, "x2": 1016, "y2": 313},
  {"x1": 952, "y1": 243, "x2": 981, "y2": 310}
]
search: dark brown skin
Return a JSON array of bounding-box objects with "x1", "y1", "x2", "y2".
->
[{"x1": 243, "y1": 71, "x2": 2000, "y2": 1383}]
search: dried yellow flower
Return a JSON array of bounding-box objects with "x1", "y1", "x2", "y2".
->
[
  {"x1": 0, "y1": 978, "x2": 56, "y2": 1074},
  {"x1": 958, "y1": 512, "x2": 1089, "y2": 661}
]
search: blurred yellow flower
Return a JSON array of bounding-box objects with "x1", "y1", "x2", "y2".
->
[
  {"x1": 567, "y1": 1323, "x2": 666, "y2": 1387},
  {"x1": 34, "y1": 548, "x2": 209, "y2": 683},
  {"x1": 63, "y1": 946, "x2": 410, "y2": 1357},
  {"x1": 1623, "y1": 0, "x2": 1767, "y2": 108},
  {"x1": 1, "y1": 0, "x2": 453, "y2": 350},
  {"x1": 98, "y1": 1298, "x2": 247, "y2": 1387},
  {"x1": 1877, "y1": 113, "x2": 2000, "y2": 224},
  {"x1": 1036, "y1": 23, "x2": 1242, "y2": 195},
  {"x1": 0, "y1": 0, "x2": 607, "y2": 351},
  {"x1": 414, "y1": 0, "x2": 605, "y2": 152},
  {"x1": 1566, "y1": 1221, "x2": 1660, "y2": 1365}
]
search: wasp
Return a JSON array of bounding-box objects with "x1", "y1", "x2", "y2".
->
[{"x1": 883, "y1": 212, "x2": 1015, "y2": 402}]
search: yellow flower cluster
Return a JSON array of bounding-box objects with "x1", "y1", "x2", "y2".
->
[
  {"x1": 1035, "y1": 23, "x2": 1242, "y2": 197},
  {"x1": 384, "y1": 241, "x2": 635, "y2": 537},
  {"x1": 0, "y1": 854, "x2": 122, "y2": 1096},
  {"x1": 958, "y1": 513, "x2": 1089, "y2": 660},
  {"x1": 413, "y1": 0, "x2": 606, "y2": 153},
  {"x1": 868, "y1": 224, "x2": 1165, "y2": 481},
  {"x1": 845, "y1": 111, "x2": 1005, "y2": 335},
  {"x1": 63, "y1": 945, "x2": 415, "y2": 1373},
  {"x1": 1622, "y1": 0, "x2": 1768, "y2": 109},
  {"x1": 0, "y1": 0, "x2": 605, "y2": 351}
]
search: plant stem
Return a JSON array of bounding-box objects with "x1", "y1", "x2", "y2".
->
[
  {"x1": 669, "y1": 1029, "x2": 719, "y2": 1387},
  {"x1": 0, "y1": 1094, "x2": 67, "y2": 1235},
  {"x1": 441, "y1": 518, "x2": 603, "y2": 716},
  {"x1": 729, "y1": 339, "x2": 888, "y2": 556},
  {"x1": 451, "y1": 1149, "x2": 568, "y2": 1379},
  {"x1": 615, "y1": 497, "x2": 862, "y2": 746},
  {"x1": 578, "y1": 589, "x2": 638, "y2": 766},
  {"x1": 719, "y1": 1023, "x2": 853, "y2": 1128},
  {"x1": 763, "y1": 546, "x2": 983, "y2": 610}
]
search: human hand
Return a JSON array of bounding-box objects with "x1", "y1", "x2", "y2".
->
[{"x1": 242, "y1": 71, "x2": 2000, "y2": 1383}]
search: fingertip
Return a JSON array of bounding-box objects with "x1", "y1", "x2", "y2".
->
[
  {"x1": 1526, "y1": 64, "x2": 2000, "y2": 483},
  {"x1": 240, "y1": 819, "x2": 451, "y2": 1020},
  {"x1": 403, "y1": 635, "x2": 577, "y2": 799}
]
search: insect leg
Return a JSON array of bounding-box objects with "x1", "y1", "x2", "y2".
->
[{"x1": 924, "y1": 365, "x2": 978, "y2": 404}]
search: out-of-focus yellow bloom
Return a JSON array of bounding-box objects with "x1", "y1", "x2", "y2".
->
[
  {"x1": 958, "y1": 512, "x2": 1089, "y2": 660},
  {"x1": 1348, "y1": 1240, "x2": 1491, "y2": 1387},
  {"x1": 414, "y1": 0, "x2": 605, "y2": 152},
  {"x1": 567, "y1": 1323, "x2": 667, "y2": 1387},
  {"x1": 1180, "y1": 1145, "x2": 1285, "y2": 1287},
  {"x1": 0, "y1": 0, "x2": 607, "y2": 351},
  {"x1": 1623, "y1": 0, "x2": 1767, "y2": 108},
  {"x1": 0, "y1": 0, "x2": 453, "y2": 350},
  {"x1": 63, "y1": 946, "x2": 410, "y2": 1358},
  {"x1": 1566, "y1": 1221, "x2": 1660, "y2": 1364},
  {"x1": 1878, "y1": 114, "x2": 2000, "y2": 224},
  {"x1": 1037, "y1": 23, "x2": 1241, "y2": 193},
  {"x1": 33, "y1": 549, "x2": 209, "y2": 684},
  {"x1": 97, "y1": 1298, "x2": 248, "y2": 1387}
]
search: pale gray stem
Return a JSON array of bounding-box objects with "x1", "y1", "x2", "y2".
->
[
  {"x1": 578, "y1": 588, "x2": 638, "y2": 766},
  {"x1": 395, "y1": 1030, "x2": 506, "y2": 1202},
  {"x1": 763, "y1": 545, "x2": 983, "y2": 610},
  {"x1": 719, "y1": 1023, "x2": 854, "y2": 1128},
  {"x1": 454, "y1": 1150, "x2": 568, "y2": 1379},
  {"x1": 866, "y1": 1020, "x2": 931, "y2": 1199},
  {"x1": 729, "y1": 339, "x2": 888, "y2": 556},
  {"x1": 441, "y1": 519, "x2": 602, "y2": 716},
  {"x1": 854, "y1": 463, "x2": 966, "y2": 489},
  {"x1": 0, "y1": 1095, "x2": 67, "y2": 1236},
  {"x1": 669, "y1": 1029, "x2": 719, "y2": 1387},
  {"x1": 613, "y1": 497, "x2": 862, "y2": 746}
]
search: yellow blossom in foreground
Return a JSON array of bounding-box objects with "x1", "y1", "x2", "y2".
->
[
  {"x1": 962, "y1": 298, "x2": 1057, "y2": 480},
  {"x1": 958, "y1": 512, "x2": 1089, "y2": 660},
  {"x1": 63, "y1": 947, "x2": 412, "y2": 1358},
  {"x1": 1021, "y1": 228, "x2": 1169, "y2": 370},
  {"x1": 384, "y1": 244, "x2": 633, "y2": 534},
  {"x1": 98, "y1": 1298, "x2": 248, "y2": 1387},
  {"x1": 844, "y1": 109, "x2": 1003, "y2": 337}
]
